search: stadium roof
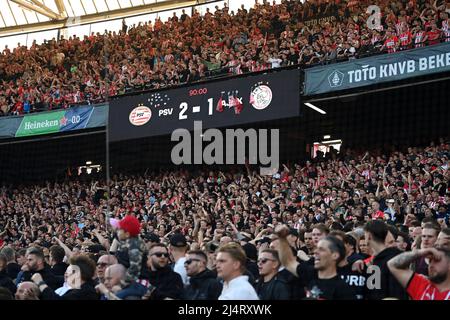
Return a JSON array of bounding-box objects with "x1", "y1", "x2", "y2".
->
[{"x1": 0, "y1": 0, "x2": 200, "y2": 35}]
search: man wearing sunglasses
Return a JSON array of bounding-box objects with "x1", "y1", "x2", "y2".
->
[
  {"x1": 183, "y1": 250, "x2": 222, "y2": 300},
  {"x1": 95, "y1": 254, "x2": 118, "y2": 284},
  {"x1": 143, "y1": 243, "x2": 183, "y2": 300},
  {"x1": 254, "y1": 249, "x2": 290, "y2": 300}
]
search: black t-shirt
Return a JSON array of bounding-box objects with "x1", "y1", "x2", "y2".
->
[
  {"x1": 338, "y1": 264, "x2": 366, "y2": 300},
  {"x1": 296, "y1": 262, "x2": 356, "y2": 300},
  {"x1": 277, "y1": 268, "x2": 305, "y2": 300}
]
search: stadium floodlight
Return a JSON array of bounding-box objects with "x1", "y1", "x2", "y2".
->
[{"x1": 304, "y1": 103, "x2": 326, "y2": 114}]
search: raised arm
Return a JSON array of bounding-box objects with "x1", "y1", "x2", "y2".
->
[
  {"x1": 387, "y1": 249, "x2": 438, "y2": 288},
  {"x1": 53, "y1": 237, "x2": 73, "y2": 259},
  {"x1": 93, "y1": 230, "x2": 111, "y2": 251},
  {"x1": 274, "y1": 225, "x2": 299, "y2": 277}
]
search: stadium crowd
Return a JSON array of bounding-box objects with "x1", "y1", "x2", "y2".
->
[
  {"x1": 0, "y1": 138, "x2": 449, "y2": 300},
  {"x1": 1, "y1": 0, "x2": 450, "y2": 116}
]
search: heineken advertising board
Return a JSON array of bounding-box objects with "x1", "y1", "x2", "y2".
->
[
  {"x1": 0, "y1": 105, "x2": 108, "y2": 139},
  {"x1": 304, "y1": 42, "x2": 450, "y2": 95}
]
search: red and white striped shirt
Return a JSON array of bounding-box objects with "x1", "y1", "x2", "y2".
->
[
  {"x1": 442, "y1": 20, "x2": 450, "y2": 42},
  {"x1": 414, "y1": 31, "x2": 426, "y2": 48},
  {"x1": 384, "y1": 36, "x2": 398, "y2": 53},
  {"x1": 399, "y1": 31, "x2": 412, "y2": 47}
]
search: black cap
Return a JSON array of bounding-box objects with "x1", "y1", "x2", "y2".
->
[
  {"x1": 170, "y1": 233, "x2": 187, "y2": 247},
  {"x1": 257, "y1": 237, "x2": 271, "y2": 245},
  {"x1": 144, "y1": 233, "x2": 160, "y2": 243},
  {"x1": 87, "y1": 244, "x2": 106, "y2": 254},
  {"x1": 242, "y1": 243, "x2": 258, "y2": 261},
  {"x1": 289, "y1": 228, "x2": 299, "y2": 238},
  {"x1": 205, "y1": 241, "x2": 219, "y2": 253}
]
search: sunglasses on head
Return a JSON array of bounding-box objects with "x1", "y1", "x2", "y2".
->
[
  {"x1": 184, "y1": 258, "x2": 201, "y2": 265},
  {"x1": 152, "y1": 252, "x2": 169, "y2": 258}
]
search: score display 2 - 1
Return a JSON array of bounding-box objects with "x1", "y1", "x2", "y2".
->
[{"x1": 108, "y1": 68, "x2": 300, "y2": 142}]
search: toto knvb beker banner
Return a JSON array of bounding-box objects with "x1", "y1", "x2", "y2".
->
[{"x1": 304, "y1": 42, "x2": 450, "y2": 95}]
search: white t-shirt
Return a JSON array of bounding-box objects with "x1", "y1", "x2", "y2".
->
[
  {"x1": 55, "y1": 283, "x2": 71, "y2": 296},
  {"x1": 174, "y1": 257, "x2": 189, "y2": 286},
  {"x1": 268, "y1": 58, "x2": 282, "y2": 69},
  {"x1": 219, "y1": 275, "x2": 259, "y2": 300}
]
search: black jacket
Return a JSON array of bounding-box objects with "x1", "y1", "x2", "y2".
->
[
  {"x1": 146, "y1": 266, "x2": 183, "y2": 300},
  {"x1": 365, "y1": 247, "x2": 408, "y2": 300},
  {"x1": 6, "y1": 263, "x2": 20, "y2": 280},
  {"x1": 40, "y1": 280, "x2": 99, "y2": 300},
  {"x1": 246, "y1": 261, "x2": 260, "y2": 280},
  {"x1": 51, "y1": 262, "x2": 69, "y2": 277},
  {"x1": 22, "y1": 264, "x2": 63, "y2": 290},
  {"x1": 0, "y1": 270, "x2": 16, "y2": 295},
  {"x1": 254, "y1": 275, "x2": 291, "y2": 300},
  {"x1": 183, "y1": 269, "x2": 222, "y2": 300}
]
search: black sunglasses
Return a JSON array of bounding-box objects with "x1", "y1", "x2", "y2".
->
[
  {"x1": 184, "y1": 258, "x2": 201, "y2": 265},
  {"x1": 152, "y1": 252, "x2": 170, "y2": 258},
  {"x1": 97, "y1": 263, "x2": 109, "y2": 267},
  {"x1": 257, "y1": 258, "x2": 276, "y2": 264}
]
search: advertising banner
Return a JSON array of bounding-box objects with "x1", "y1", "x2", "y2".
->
[
  {"x1": 304, "y1": 42, "x2": 450, "y2": 95},
  {"x1": 0, "y1": 105, "x2": 106, "y2": 140}
]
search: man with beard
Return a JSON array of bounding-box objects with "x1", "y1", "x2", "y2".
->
[
  {"x1": 143, "y1": 243, "x2": 183, "y2": 300},
  {"x1": 20, "y1": 247, "x2": 62, "y2": 290},
  {"x1": 388, "y1": 247, "x2": 450, "y2": 300}
]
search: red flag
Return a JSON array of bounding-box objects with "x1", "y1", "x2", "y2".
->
[
  {"x1": 233, "y1": 93, "x2": 243, "y2": 114},
  {"x1": 216, "y1": 93, "x2": 224, "y2": 112}
]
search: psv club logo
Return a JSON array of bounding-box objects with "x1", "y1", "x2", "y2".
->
[
  {"x1": 250, "y1": 83, "x2": 273, "y2": 110},
  {"x1": 129, "y1": 104, "x2": 152, "y2": 126}
]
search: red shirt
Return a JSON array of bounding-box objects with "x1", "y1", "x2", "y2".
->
[
  {"x1": 372, "y1": 210, "x2": 385, "y2": 219},
  {"x1": 407, "y1": 273, "x2": 450, "y2": 300},
  {"x1": 427, "y1": 30, "x2": 441, "y2": 45}
]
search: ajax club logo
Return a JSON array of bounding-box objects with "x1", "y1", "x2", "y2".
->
[
  {"x1": 250, "y1": 82, "x2": 273, "y2": 110},
  {"x1": 129, "y1": 104, "x2": 152, "y2": 126},
  {"x1": 328, "y1": 70, "x2": 344, "y2": 88}
]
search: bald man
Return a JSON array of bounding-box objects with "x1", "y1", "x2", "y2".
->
[
  {"x1": 98, "y1": 264, "x2": 148, "y2": 300},
  {"x1": 104, "y1": 264, "x2": 126, "y2": 291},
  {"x1": 15, "y1": 282, "x2": 39, "y2": 300}
]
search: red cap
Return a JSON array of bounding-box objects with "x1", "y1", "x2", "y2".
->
[{"x1": 118, "y1": 215, "x2": 141, "y2": 237}]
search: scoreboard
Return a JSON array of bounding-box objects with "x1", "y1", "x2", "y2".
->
[{"x1": 109, "y1": 68, "x2": 300, "y2": 142}]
